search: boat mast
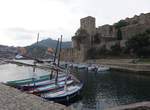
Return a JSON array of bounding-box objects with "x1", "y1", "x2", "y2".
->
[
  {"x1": 53, "y1": 38, "x2": 59, "y2": 63},
  {"x1": 32, "y1": 32, "x2": 39, "y2": 87},
  {"x1": 49, "y1": 38, "x2": 59, "y2": 80},
  {"x1": 55, "y1": 35, "x2": 62, "y2": 84},
  {"x1": 58, "y1": 35, "x2": 62, "y2": 67},
  {"x1": 64, "y1": 63, "x2": 68, "y2": 92}
]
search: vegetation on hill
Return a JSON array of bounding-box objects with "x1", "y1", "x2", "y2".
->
[
  {"x1": 26, "y1": 44, "x2": 48, "y2": 58},
  {"x1": 126, "y1": 30, "x2": 150, "y2": 57},
  {"x1": 31, "y1": 38, "x2": 71, "y2": 48},
  {"x1": 114, "y1": 20, "x2": 129, "y2": 29},
  {"x1": 25, "y1": 38, "x2": 71, "y2": 58}
]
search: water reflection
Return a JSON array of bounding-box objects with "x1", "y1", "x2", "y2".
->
[
  {"x1": 71, "y1": 70, "x2": 150, "y2": 110},
  {"x1": 0, "y1": 63, "x2": 49, "y2": 82}
]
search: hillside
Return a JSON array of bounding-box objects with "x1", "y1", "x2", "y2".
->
[
  {"x1": 25, "y1": 38, "x2": 72, "y2": 58},
  {"x1": 31, "y1": 38, "x2": 72, "y2": 48}
]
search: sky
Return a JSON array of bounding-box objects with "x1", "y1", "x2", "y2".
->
[{"x1": 0, "y1": 0, "x2": 150, "y2": 46}]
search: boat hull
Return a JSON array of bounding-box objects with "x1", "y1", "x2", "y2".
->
[
  {"x1": 97, "y1": 67, "x2": 110, "y2": 72},
  {"x1": 20, "y1": 76, "x2": 70, "y2": 91},
  {"x1": 6, "y1": 74, "x2": 65, "y2": 87},
  {"x1": 43, "y1": 83, "x2": 83, "y2": 103},
  {"x1": 29, "y1": 80, "x2": 74, "y2": 94}
]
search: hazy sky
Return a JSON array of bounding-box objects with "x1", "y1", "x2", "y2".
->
[{"x1": 0, "y1": 0, "x2": 150, "y2": 46}]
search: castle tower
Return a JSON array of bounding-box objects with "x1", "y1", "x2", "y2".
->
[{"x1": 80, "y1": 16, "x2": 96, "y2": 36}]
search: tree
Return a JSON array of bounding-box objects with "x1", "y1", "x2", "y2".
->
[
  {"x1": 114, "y1": 20, "x2": 128, "y2": 29},
  {"x1": 75, "y1": 29, "x2": 90, "y2": 44},
  {"x1": 126, "y1": 30, "x2": 150, "y2": 57},
  {"x1": 117, "y1": 28, "x2": 122, "y2": 40},
  {"x1": 87, "y1": 47, "x2": 97, "y2": 59},
  {"x1": 114, "y1": 20, "x2": 125, "y2": 48},
  {"x1": 116, "y1": 28, "x2": 123, "y2": 48},
  {"x1": 26, "y1": 45, "x2": 47, "y2": 58},
  {"x1": 110, "y1": 44, "x2": 122, "y2": 55}
]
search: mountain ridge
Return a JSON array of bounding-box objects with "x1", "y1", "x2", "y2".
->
[
  {"x1": 31, "y1": 38, "x2": 72, "y2": 48},
  {"x1": 25, "y1": 38, "x2": 72, "y2": 58}
]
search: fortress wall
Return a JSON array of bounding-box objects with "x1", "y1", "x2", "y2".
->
[{"x1": 121, "y1": 24, "x2": 150, "y2": 40}]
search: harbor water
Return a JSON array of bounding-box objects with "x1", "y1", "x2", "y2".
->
[{"x1": 1, "y1": 62, "x2": 150, "y2": 110}]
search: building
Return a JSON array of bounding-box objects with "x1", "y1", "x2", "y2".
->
[
  {"x1": 61, "y1": 13, "x2": 150, "y2": 61},
  {"x1": 80, "y1": 16, "x2": 96, "y2": 36}
]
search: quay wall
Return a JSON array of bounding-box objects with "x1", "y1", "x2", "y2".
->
[
  {"x1": 87, "y1": 59, "x2": 150, "y2": 73},
  {"x1": 106, "y1": 101, "x2": 150, "y2": 110},
  {"x1": 61, "y1": 48, "x2": 84, "y2": 62},
  {"x1": 0, "y1": 83, "x2": 69, "y2": 110}
]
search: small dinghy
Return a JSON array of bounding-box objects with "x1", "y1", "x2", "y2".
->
[
  {"x1": 97, "y1": 65, "x2": 110, "y2": 72},
  {"x1": 72, "y1": 63, "x2": 78, "y2": 68},
  {"x1": 87, "y1": 64, "x2": 98, "y2": 71},
  {"x1": 41, "y1": 83, "x2": 83, "y2": 102},
  {"x1": 77, "y1": 64, "x2": 88, "y2": 70},
  {"x1": 88, "y1": 66, "x2": 96, "y2": 71}
]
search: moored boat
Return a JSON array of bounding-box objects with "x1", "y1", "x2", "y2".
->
[
  {"x1": 41, "y1": 82, "x2": 83, "y2": 102},
  {"x1": 28, "y1": 79, "x2": 74, "y2": 94},
  {"x1": 77, "y1": 64, "x2": 88, "y2": 70},
  {"x1": 6, "y1": 73, "x2": 65, "y2": 87},
  {"x1": 19, "y1": 75, "x2": 71, "y2": 90},
  {"x1": 87, "y1": 64, "x2": 98, "y2": 71},
  {"x1": 6, "y1": 35, "x2": 84, "y2": 104},
  {"x1": 97, "y1": 65, "x2": 110, "y2": 72}
]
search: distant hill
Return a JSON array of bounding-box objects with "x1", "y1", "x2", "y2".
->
[
  {"x1": 31, "y1": 38, "x2": 72, "y2": 48},
  {"x1": 25, "y1": 38, "x2": 72, "y2": 58}
]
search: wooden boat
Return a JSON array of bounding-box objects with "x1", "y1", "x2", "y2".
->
[
  {"x1": 6, "y1": 73, "x2": 65, "y2": 87},
  {"x1": 6, "y1": 35, "x2": 84, "y2": 103},
  {"x1": 28, "y1": 79, "x2": 74, "y2": 94},
  {"x1": 41, "y1": 82, "x2": 83, "y2": 102},
  {"x1": 19, "y1": 75, "x2": 71, "y2": 90},
  {"x1": 6, "y1": 34, "x2": 63, "y2": 87},
  {"x1": 38, "y1": 36, "x2": 84, "y2": 103}
]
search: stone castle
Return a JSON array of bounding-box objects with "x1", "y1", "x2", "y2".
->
[{"x1": 61, "y1": 13, "x2": 150, "y2": 61}]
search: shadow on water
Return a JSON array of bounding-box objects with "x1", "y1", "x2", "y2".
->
[
  {"x1": 54, "y1": 95, "x2": 83, "y2": 106},
  {"x1": 70, "y1": 69, "x2": 150, "y2": 110}
]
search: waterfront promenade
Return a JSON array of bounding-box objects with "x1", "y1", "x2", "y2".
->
[
  {"x1": 107, "y1": 101, "x2": 150, "y2": 110},
  {"x1": 0, "y1": 83, "x2": 68, "y2": 110},
  {"x1": 87, "y1": 59, "x2": 150, "y2": 74}
]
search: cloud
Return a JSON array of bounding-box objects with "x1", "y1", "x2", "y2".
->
[
  {"x1": 5, "y1": 28, "x2": 35, "y2": 40},
  {"x1": 0, "y1": 0, "x2": 150, "y2": 46},
  {"x1": 0, "y1": 28, "x2": 37, "y2": 46},
  {"x1": 0, "y1": 27, "x2": 72, "y2": 46}
]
